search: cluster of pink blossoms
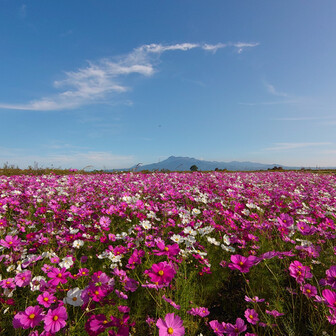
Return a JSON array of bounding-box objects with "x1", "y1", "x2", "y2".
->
[{"x1": 0, "y1": 171, "x2": 335, "y2": 334}]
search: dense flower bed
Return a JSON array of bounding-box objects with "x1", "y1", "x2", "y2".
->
[{"x1": 0, "y1": 172, "x2": 335, "y2": 335}]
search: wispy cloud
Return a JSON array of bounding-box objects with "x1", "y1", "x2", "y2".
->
[
  {"x1": 263, "y1": 142, "x2": 332, "y2": 151},
  {"x1": 0, "y1": 41, "x2": 259, "y2": 111},
  {"x1": 264, "y1": 82, "x2": 288, "y2": 97},
  {"x1": 232, "y1": 42, "x2": 259, "y2": 54}
]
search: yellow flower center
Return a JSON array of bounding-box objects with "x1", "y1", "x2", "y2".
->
[
  {"x1": 158, "y1": 270, "x2": 164, "y2": 276},
  {"x1": 53, "y1": 315, "x2": 59, "y2": 321},
  {"x1": 164, "y1": 247, "x2": 169, "y2": 251},
  {"x1": 57, "y1": 273, "x2": 63, "y2": 278},
  {"x1": 44, "y1": 297, "x2": 49, "y2": 301},
  {"x1": 72, "y1": 297, "x2": 77, "y2": 301},
  {"x1": 306, "y1": 289, "x2": 311, "y2": 293},
  {"x1": 239, "y1": 261, "x2": 244, "y2": 266},
  {"x1": 29, "y1": 314, "x2": 35, "y2": 319},
  {"x1": 249, "y1": 314, "x2": 253, "y2": 319},
  {"x1": 103, "y1": 320, "x2": 108, "y2": 324},
  {"x1": 168, "y1": 327, "x2": 174, "y2": 334}
]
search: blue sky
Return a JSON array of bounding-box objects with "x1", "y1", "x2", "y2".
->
[{"x1": 1, "y1": 0, "x2": 336, "y2": 169}]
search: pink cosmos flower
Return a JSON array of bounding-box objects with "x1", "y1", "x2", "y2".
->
[
  {"x1": 209, "y1": 320, "x2": 225, "y2": 335},
  {"x1": 153, "y1": 241, "x2": 180, "y2": 257},
  {"x1": 229, "y1": 255, "x2": 259, "y2": 273},
  {"x1": 288, "y1": 261, "x2": 312, "y2": 283},
  {"x1": 13, "y1": 305, "x2": 44, "y2": 329},
  {"x1": 127, "y1": 249, "x2": 145, "y2": 269},
  {"x1": 244, "y1": 295, "x2": 265, "y2": 303},
  {"x1": 0, "y1": 235, "x2": 21, "y2": 250},
  {"x1": 147, "y1": 262, "x2": 176, "y2": 286},
  {"x1": 162, "y1": 295, "x2": 181, "y2": 310},
  {"x1": 265, "y1": 309, "x2": 285, "y2": 317},
  {"x1": 47, "y1": 267, "x2": 71, "y2": 286},
  {"x1": 0, "y1": 277, "x2": 16, "y2": 290},
  {"x1": 301, "y1": 284, "x2": 317, "y2": 298},
  {"x1": 85, "y1": 314, "x2": 113, "y2": 336},
  {"x1": 50, "y1": 256, "x2": 60, "y2": 264},
  {"x1": 277, "y1": 213, "x2": 294, "y2": 227},
  {"x1": 322, "y1": 289, "x2": 336, "y2": 311},
  {"x1": 78, "y1": 268, "x2": 90, "y2": 277},
  {"x1": 99, "y1": 216, "x2": 111, "y2": 230},
  {"x1": 187, "y1": 307, "x2": 209, "y2": 317},
  {"x1": 156, "y1": 313, "x2": 185, "y2": 336},
  {"x1": 37, "y1": 292, "x2": 57, "y2": 308},
  {"x1": 43, "y1": 306, "x2": 68, "y2": 333},
  {"x1": 15, "y1": 270, "x2": 32, "y2": 287},
  {"x1": 244, "y1": 308, "x2": 259, "y2": 325},
  {"x1": 225, "y1": 318, "x2": 247, "y2": 335},
  {"x1": 323, "y1": 266, "x2": 336, "y2": 289},
  {"x1": 124, "y1": 277, "x2": 138, "y2": 292}
]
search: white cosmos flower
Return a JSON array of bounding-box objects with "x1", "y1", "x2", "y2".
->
[
  {"x1": 221, "y1": 244, "x2": 236, "y2": 253},
  {"x1": 183, "y1": 227, "x2": 197, "y2": 236},
  {"x1": 223, "y1": 234, "x2": 231, "y2": 246},
  {"x1": 64, "y1": 287, "x2": 84, "y2": 306},
  {"x1": 170, "y1": 234, "x2": 183, "y2": 244},
  {"x1": 191, "y1": 208, "x2": 201, "y2": 216},
  {"x1": 207, "y1": 237, "x2": 220, "y2": 246},
  {"x1": 140, "y1": 220, "x2": 152, "y2": 230},
  {"x1": 72, "y1": 239, "x2": 84, "y2": 249},
  {"x1": 59, "y1": 256, "x2": 74, "y2": 269}
]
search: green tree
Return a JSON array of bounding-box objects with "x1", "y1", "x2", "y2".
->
[{"x1": 190, "y1": 165, "x2": 198, "y2": 172}]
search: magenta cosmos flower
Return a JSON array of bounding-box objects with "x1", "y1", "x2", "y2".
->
[
  {"x1": 225, "y1": 318, "x2": 247, "y2": 335},
  {"x1": 288, "y1": 261, "x2": 312, "y2": 283},
  {"x1": 229, "y1": 255, "x2": 259, "y2": 273},
  {"x1": 244, "y1": 308, "x2": 259, "y2": 325},
  {"x1": 209, "y1": 320, "x2": 226, "y2": 334},
  {"x1": 37, "y1": 291, "x2": 57, "y2": 308},
  {"x1": 147, "y1": 262, "x2": 176, "y2": 286},
  {"x1": 47, "y1": 267, "x2": 71, "y2": 286},
  {"x1": 0, "y1": 235, "x2": 21, "y2": 249},
  {"x1": 156, "y1": 313, "x2": 185, "y2": 336},
  {"x1": 13, "y1": 305, "x2": 44, "y2": 329},
  {"x1": 187, "y1": 307, "x2": 210, "y2": 317},
  {"x1": 43, "y1": 306, "x2": 68, "y2": 333},
  {"x1": 15, "y1": 270, "x2": 32, "y2": 287},
  {"x1": 322, "y1": 289, "x2": 336, "y2": 311}
]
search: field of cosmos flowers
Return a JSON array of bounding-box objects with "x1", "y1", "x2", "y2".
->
[{"x1": 0, "y1": 171, "x2": 336, "y2": 335}]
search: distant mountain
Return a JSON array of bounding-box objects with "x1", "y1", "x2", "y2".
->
[{"x1": 122, "y1": 156, "x2": 295, "y2": 171}]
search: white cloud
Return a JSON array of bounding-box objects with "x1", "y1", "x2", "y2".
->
[
  {"x1": 264, "y1": 142, "x2": 332, "y2": 151},
  {"x1": 0, "y1": 41, "x2": 259, "y2": 111},
  {"x1": 264, "y1": 82, "x2": 288, "y2": 97},
  {"x1": 137, "y1": 43, "x2": 200, "y2": 54},
  {"x1": 232, "y1": 42, "x2": 260, "y2": 53},
  {"x1": 202, "y1": 43, "x2": 227, "y2": 52}
]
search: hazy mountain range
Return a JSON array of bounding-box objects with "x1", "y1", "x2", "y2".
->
[{"x1": 109, "y1": 156, "x2": 298, "y2": 172}]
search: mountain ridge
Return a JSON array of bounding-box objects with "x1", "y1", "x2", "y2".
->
[{"x1": 110, "y1": 156, "x2": 298, "y2": 171}]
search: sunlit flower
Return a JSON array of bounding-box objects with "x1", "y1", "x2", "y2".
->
[
  {"x1": 43, "y1": 306, "x2": 68, "y2": 333},
  {"x1": 13, "y1": 305, "x2": 44, "y2": 329},
  {"x1": 156, "y1": 313, "x2": 185, "y2": 336}
]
